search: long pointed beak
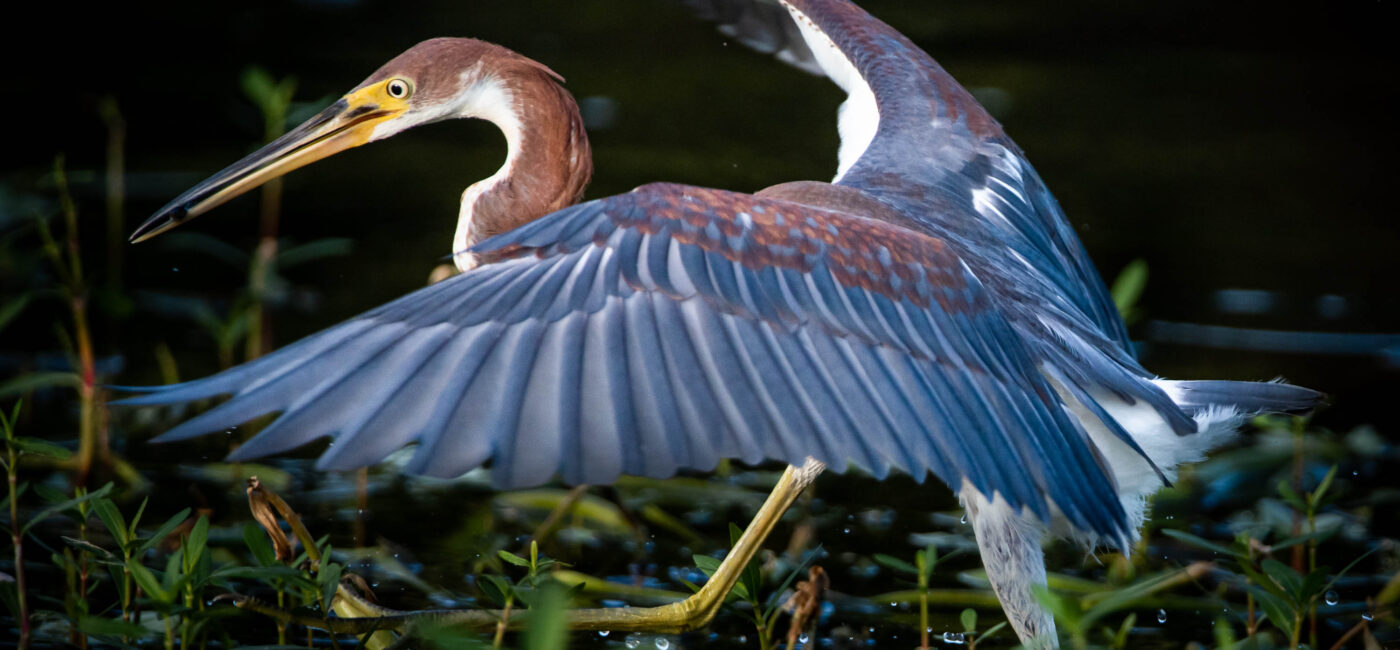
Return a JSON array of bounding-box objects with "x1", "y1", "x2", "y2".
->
[{"x1": 131, "y1": 91, "x2": 400, "y2": 243}]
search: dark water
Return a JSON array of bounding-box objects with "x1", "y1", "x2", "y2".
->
[{"x1": 5, "y1": 1, "x2": 1395, "y2": 647}]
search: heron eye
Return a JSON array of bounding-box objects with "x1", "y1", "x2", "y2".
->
[{"x1": 386, "y1": 78, "x2": 412, "y2": 99}]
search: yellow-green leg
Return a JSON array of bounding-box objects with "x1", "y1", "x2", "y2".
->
[{"x1": 233, "y1": 458, "x2": 828, "y2": 636}]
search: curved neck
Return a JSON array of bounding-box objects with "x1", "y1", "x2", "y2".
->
[{"x1": 452, "y1": 71, "x2": 591, "y2": 270}]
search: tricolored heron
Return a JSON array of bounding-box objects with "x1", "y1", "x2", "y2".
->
[{"x1": 124, "y1": 0, "x2": 1321, "y2": 646}]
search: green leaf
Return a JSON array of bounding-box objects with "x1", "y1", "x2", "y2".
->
[
  {"x1": 1246, "y1": 586, "x2": 1295, "y2": 638},
  {"x1": 61, "y1": 536, "x2": 116, "y2": 561},
  {"x1": 1113, "y1": 612, "x2": 1137, "y2": 648},
  {"x1": 692, "y1": 554, "x2": 722, "y2": 577},
  {"x1": 92, "y1": 497, "x2": 130, "y2": 547},
  {"x1": 1239, "y1": 562, "x2": 1291, "y2": 605},
  {"x1": 128, "y1": 497, "x2": 149, "y2": 533},
  {"x1": 10, "y1": 436, "x2": 71, "y2": 459},
  {"x1": 498, "y1": 550, "x2": 531, "y2": 567},
  {"x1": 977, "y1": 621, "x2": 1009, "y2": 643},
  {"x1": 137, "y1": 508, "x2": 192, "y2": 556},
  {"x1": 1276, "y1": 481, "x2": 1306, "y2": 511},
  {"x1": 523, "y1": 583, "x2": 569, "y2": 650},
  {"x1": 128, "y1": 561, "x2": 169, "y2": 604},
  {"x1": 209, "y1": 565, "x2": 304, "y2": 582},
  {"x1": 184, "y1": 515, "x2": 210, "y2": 566},
  {"x1": 77, "y1": 614, "x2": 151, "y2": 639},
  {"x1": 162, "y1": 551, "x2": 184, "y2": 594},
  {"x1": 243, "y1": 522, "x2": 278, "y2": 567},
  {"x1": 1161, "y1": 528, "x2": 1243, "y2": 558},
  {"x1": 0, "y1": 294, "x2": 30, "y2": 336},
  {"x1": 320, "y1": 562, "x2": 343, "y2": 611},
  {"x1": 1110, "y1": 259, "x2": 1148, "y2": 317},
  {"x1": 1082, "y1": 568, "x2": 1192, "y2": 629},
  {"x1": 31, "y1": 482, "x2": 69, "y2": 506},
  {"x1": 0, "y1": 577, "x2": 19, "y2": 622},
  {"x1": 1310, "y1": 465, "x2": 1339, "y2": 506},
  {"x1": 731, "y1": 522, "x2": 763, "y2": 605},
  {"x1": 1300, "y1": 567, "x2": 1330, "y2": 604},
  {"x1": 277, "y1": 238, "x2": 354, "y2": 269},
  {"x1": 960, "y1": 608, "x2": 978, "y2": 634},
  {"x1": 1261, "y1": 559, "x2": 1304, "y2": 601},
  {"x1": 22, "y1": 482, "x2": 113, "y2": 536},
  {"x1": 1213, "y1": 616, "x2": 1238, "y2": 649},
  {"x1": 0, "y1": 399, "x2": 18, "y2": 437},
  {"x1": 691, "y1": 554, "x2": 748, "y2": 601},
  {"x1": 0, "y1": 371, "x2": 80, "y2": 399},
  {"x1": 479, "y1": 575, "x2": 512, "y2": 607},
  {"x1": 873, "y1": 553, "x2": 919, "y2": 575},
  {"x1": 918, "y1": 543, "x2": 938, "y2": 581},
  {"x1": 1270, "y1": 528, "x2": 1336, "y2": 552}
]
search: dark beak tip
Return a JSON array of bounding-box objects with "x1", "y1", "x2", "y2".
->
[{"x1": 130, "y1": 205, "x2": 191, "y2": 243}]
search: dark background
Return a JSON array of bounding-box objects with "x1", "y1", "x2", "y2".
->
[
  {"x1": 2, "y1": 2, "x2": 1395, "y2": 647},
  {"x1": 6, "y1": 0, "x2": 1395, "y2": 467}
]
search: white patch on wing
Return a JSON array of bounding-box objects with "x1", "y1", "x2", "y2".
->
[
  {"x1": 969, "y1": 145, "x2": 1034, "y2": 232},
  {"x1": 779, "y1": 1, "x2": 879, "y2": 182},
  {"x1": 971, "y1": 186, "x2": 1013, "y2": 228}
]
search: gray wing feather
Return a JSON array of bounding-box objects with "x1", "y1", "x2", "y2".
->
[{"x1": 121, "y1": 184, "x2": 1140, "y2": 542}]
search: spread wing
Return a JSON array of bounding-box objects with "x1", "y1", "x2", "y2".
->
[
  {"x1": 121, "y1": 183, "x2": 1131, "y2": 541},
  {"x1": 702, "y1": 0, "x2": 1131, "y2": 349}
]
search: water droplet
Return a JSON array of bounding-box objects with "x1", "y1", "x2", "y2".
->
[
  {"x1": 655, "y1": 638, "x2": 670, "y2": 649},
  {"x1": 842, "y1": 527, "x2": 852, "y2": 534},
  {"x1": 942, "y1": 631, "x2": 967, "y2": 645},
  {"x1": 960, "y1": 513, "x2": 968, "y2": 525},
  {"x1": 798, "y1": 633, "x2": 810, "y2": 644},
  {"x1": 625, "y1": 635, "x2": 642, "y2": 649},
  {"x1": 1325, "y1": 590, "x2": 1339, "y2": 606},
  {"x1": 598, "y1": 631, "x2": 610, "y2": 637},
  {"x1": 738, "y1": 635, "x2": 747, "y2": 643},
  {"x1": 1362, "y1": 611, "x2": 1374, "y2": 621},
  {"x1": 1157, "y1": 609, "x2": 1168, "y2": 623}
]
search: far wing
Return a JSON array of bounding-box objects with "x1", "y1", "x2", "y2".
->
[
  {"x1": 122, "y1": 183, "x2": 1131, "y2": 542},
  {"x1": 718, "y1": 0, "x2": 1132, "y2": 349},
  {"x1": 677, "y1": 0, "x2": 824, "y2": 75}
]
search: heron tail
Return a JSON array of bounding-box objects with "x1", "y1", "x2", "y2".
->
[{"x1": 1163, "y1": 380, "x2": 1324, "y2": 416}]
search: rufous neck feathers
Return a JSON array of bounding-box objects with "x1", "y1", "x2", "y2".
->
[{"x1": 452, "y1": 64, "x2": 591, "y2": 270}]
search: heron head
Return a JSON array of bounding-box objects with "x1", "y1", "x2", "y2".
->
[{"x1": 130, "y1": 38, "x2": 564, "y2": 243}]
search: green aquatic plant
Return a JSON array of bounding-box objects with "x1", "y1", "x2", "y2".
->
[
  {"x1": 874, "y1": 542, "x2": 941, "y2": 648},
  {"x1": 690, "y1": 523, "x2": 822, "y2": 650}
]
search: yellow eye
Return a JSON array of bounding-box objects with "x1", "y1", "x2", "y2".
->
[{"x1": 386, "y1": 78, "x2": 412, "y2": 99}]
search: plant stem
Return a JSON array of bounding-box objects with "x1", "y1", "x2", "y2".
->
[
  {"x1": 78, "y1": 517, "x2": 91, "y2": 650},
  {"x1": 8, "y1": 444, "x2": 30, "y2": 650},
  {"x1": 52, "y1": 160, "x2": 103, "y2": 486},
  {"x1": 493, "y1": 597, "x2": 513, "y2": 649},
  {"x1": 121, "y1": 547, "x2": 134, "y2": 622},
  {"x1": 919, "y1": 578, "x2": 930, "y2": 649}
]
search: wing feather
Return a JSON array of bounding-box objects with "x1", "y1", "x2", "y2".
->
[{"x1": 121, "y1": 183, "x2": 1149, "y2": 542}]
